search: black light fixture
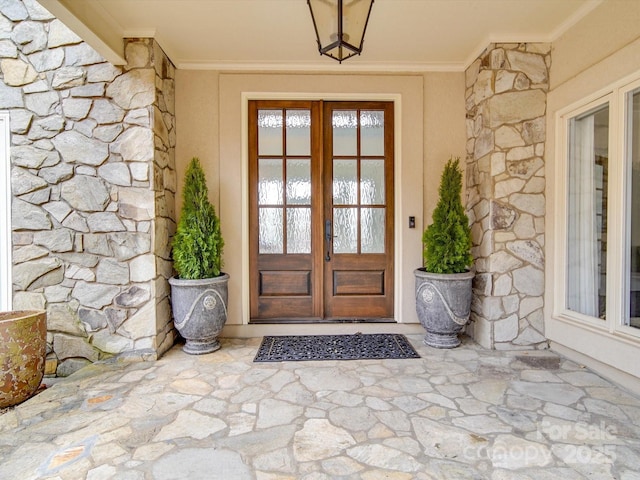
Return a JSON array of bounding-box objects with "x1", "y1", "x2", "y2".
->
[{"x1": 307, "y1": 0, "x2": 375, "y2": 63}]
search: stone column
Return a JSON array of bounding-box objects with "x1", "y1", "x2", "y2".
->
[
  {"x1": 464, "y1": 43, "x2": 549, "y2": 349},
  {"x1": 3, "y1": 0, "x2": 176, "y2": 375},
  {"x1": 149, "y1": 39, "x2": 177, "y2": 356},
  {"x1": 108, "y1": 38, "x2": 177, "y2": 359}
]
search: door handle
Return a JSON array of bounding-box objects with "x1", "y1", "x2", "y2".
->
[{"x1": 325, "y1": 220, "x2": 332, "y2": 262}]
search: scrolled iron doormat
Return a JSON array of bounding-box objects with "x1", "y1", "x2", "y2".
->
[{"x1": 253, "y1": 333, "x2": 420, "y2": 362}]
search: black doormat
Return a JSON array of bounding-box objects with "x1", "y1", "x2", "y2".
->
[{"x1": 253, "y1": 333, "x2": 420, "y2": 362}]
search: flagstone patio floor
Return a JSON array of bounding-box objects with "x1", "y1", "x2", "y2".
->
[{"x1": 1, "y1": 335, "x2": 640, "y2": 479}]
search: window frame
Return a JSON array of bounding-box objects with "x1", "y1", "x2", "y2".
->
[
  {"x1": 621, "y1": 77, "x2": 640, "y2": 335},
  {"x1": 554, "y1": 73, "x2": 640, "y2": 341},
  {"x1": 0, "y1": 112, "x2": 11, "y2": 311}
]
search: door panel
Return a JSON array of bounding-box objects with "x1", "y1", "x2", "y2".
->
[
  {"x1": 249, "y1": 101, "x2": 322, "y2": 320},
  {"x1": 323, "y1": 102, "x2": 394, "y2": 319},
  {"x1": 249, "y1": 100, "x2": 393, "y2": 322},
  {"x1": 333, "y1": 270, "x2": 385, "y2": 295},
  {"x1": 260, "y1": 271, "x2": 311, "y2": 296}
]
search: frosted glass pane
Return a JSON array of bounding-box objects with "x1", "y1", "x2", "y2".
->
[
  {"x1": 258, "y1": 159, "x2": 283, "y2": 205},
  {"x1": 360, "y1": 110, "x2": 385, "y2": 156},
  {"x1": 286, "y1": 110, "x2": 311, "y2": 156},
  {"x1": 333, "y1": 110, "x2": 357, "y2": 156},
  {"x1": 361, "y1": 160, "x2": 385, "y2": 205},
  {"x1": 333, "y1": 159, "x2": 357, "y2": 205},
  {"x1": 286, "y1": 159, "x2": 311, "y2": 205},
  {"x1": 258, "y1": 109, "x2": 283, "y2": 156},
  {"x1": 287, "y1": 208, "x2": 311, "y2": 254},
  {"x1": 259, "y1": 208, "x2": 283, "y2": 254},
  {"x1": 361, "y1": 208, "x2": 385, "y2": 253},
  {"x1": 334, "y1": 208, "x2": 357, "y2": 254}
]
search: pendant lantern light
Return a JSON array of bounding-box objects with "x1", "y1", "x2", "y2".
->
[{"x1": 307, "y1": 0, "x2": 375, "y2": 63}]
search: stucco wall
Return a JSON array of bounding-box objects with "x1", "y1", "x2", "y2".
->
[
  {"x1": 550, "y1": 0, "x2": 640, "y2": 91},
  {"x1": 546, "y1": 0, "x2": 640, "y2": 381},
  {"x1": 423, "y1": 73, "x2": 467, "y2": 222},
  {"x1": 174, "y1": 70, "x2": 466, "y2": 329}
]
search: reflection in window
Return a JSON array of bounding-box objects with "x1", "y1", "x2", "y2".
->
[
  {"x1": 567, "y1": 104, "x2": 609, "y2": 319},
  {"x1": 627, "y1": 89, "x2": 640, "y2": 328}
]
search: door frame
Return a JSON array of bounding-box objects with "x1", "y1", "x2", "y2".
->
[
  {"x1": 0, "y1": 112, "x2": 11, "y2": 311},
  {"x1": 241, "y1": 92, "x2": 403, "y2": 325}
]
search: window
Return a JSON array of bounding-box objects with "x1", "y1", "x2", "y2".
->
[
  {"x1": 557, "y1": 76, "x2": 640, "y2": 336},
  {"x1": 626, "y1": 86, "x2": 640, "y2": 329},
  {"x1": 566, "y1": 104, "x2": 609, "y2": 319},
  {"x1": 0, "y1": 112, "x2": 10, "y2": 311}
]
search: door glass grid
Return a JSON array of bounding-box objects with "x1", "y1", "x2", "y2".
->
[
  {"x1": 258, "y1": 108, "x2": 311, "y2": 254},
  {"x1": 332, "y1": 109, "x2": 386, "y2": 255},
  {"x1": 251, "y1": 100, "x2": 394, "y2": 321}
]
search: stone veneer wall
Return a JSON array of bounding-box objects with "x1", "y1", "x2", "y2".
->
[
  {"x1": 1, "y1": 0, "x2": 176, "y2": 375},
  {"x1": 464, "y1": 43, "x2": 549, "y2": 349}
]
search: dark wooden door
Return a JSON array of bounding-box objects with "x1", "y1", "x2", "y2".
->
[
  {"x1": 249, "y1": 100, "x2": 393, "y2": 322},
  {"x1": 322, "y1": 102, "x2": 394, "y2": 319}
]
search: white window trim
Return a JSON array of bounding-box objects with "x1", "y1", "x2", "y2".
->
[
  {"x1": 554, "y1": 93, "x2": 613, "y2": 332},
  {"x1": 616, "y1": 76, "x2": 640, "y2": 338},
  {"x1": 553, "y1": 73, "x2": 640, "y2": 342},
  {"x1": 0, "y1": 112, "x2": 11, "y2": 311}
]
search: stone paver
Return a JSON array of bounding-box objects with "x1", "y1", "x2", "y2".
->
[{"x1": 1, "y1": 335, "x2": 640, "y2": 479}]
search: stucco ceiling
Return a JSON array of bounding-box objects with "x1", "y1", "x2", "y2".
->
[{"x1": 39, "y1": 0, "x2": 602, "y2": 72}]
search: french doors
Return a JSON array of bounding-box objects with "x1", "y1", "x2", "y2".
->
[{"x1": 249, "y1": 100, "x2": 394, "y2": 322}]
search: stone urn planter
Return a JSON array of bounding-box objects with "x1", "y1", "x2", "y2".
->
[
  {"x1": 415, "y1": 269, "x2": 474, "y2": 348},
  {"x1": 417, "y1": 157, "x2": 474, "y2": 348},
  {"x1": 169, "y1": 275, "x2": 229, "y2": 354},
  {"x1": 170, "y1": 158, "x2": 227, "y2": 355},
  {"x1": 0, "y1": 310, "x2": 47, "y2": 408}
]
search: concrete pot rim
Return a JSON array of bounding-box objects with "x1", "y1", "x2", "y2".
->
[
  {"x1": 414, "y1": 268, "x2": 475, "y2": 281},
  {"x1": 169, "y1": 273, "x2": 230, "y2": 286}
]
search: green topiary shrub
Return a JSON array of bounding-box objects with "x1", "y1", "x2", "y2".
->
[
  {"x1": 422, "y1": 157, "x2": 473, "y2": 274},
  {"x1": 172, "y1": 157, "x2": 224, "y2": 279}
]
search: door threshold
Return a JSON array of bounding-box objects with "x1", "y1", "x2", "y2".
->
[{"x1": 250, "y1": 318, "x2": 396, "y2": 325}]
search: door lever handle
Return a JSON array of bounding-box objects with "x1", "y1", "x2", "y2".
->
[{"x1": 325, "y1": 220, "x2": 331, "y2": 262}]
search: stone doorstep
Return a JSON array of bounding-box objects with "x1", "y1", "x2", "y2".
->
[{"x1": 515, "y1": 351, "x2": 561, "y2": 369}]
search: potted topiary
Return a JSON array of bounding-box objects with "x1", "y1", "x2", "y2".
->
[
  {"x1": 414, "y1": 157, "x2": 474, "y2": 348},
  {"x1": 168, "y1": 157, "x2": 228, "y2": 354}
]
